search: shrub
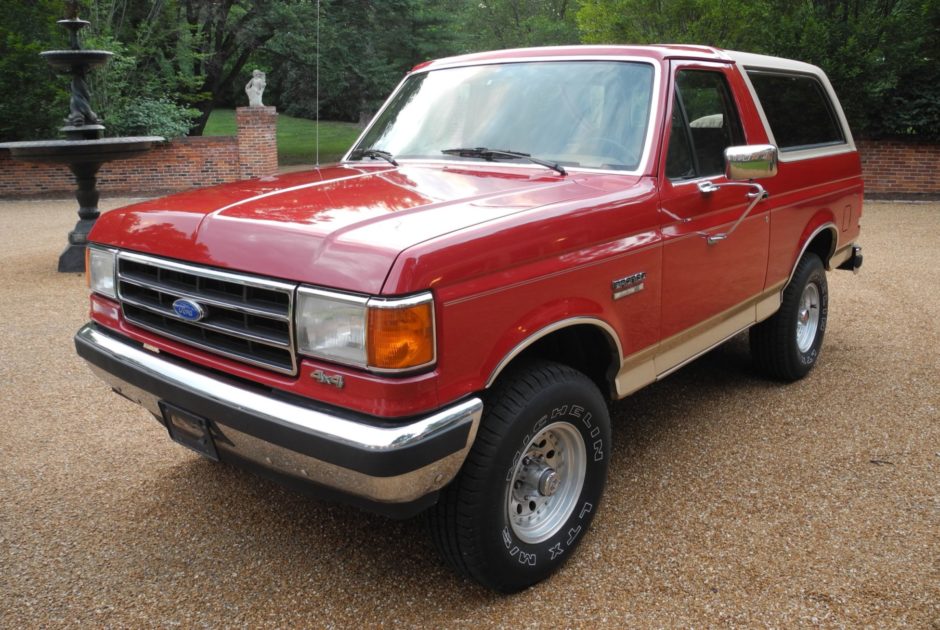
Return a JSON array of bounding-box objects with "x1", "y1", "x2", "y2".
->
[{"x1": 105, "y1": 97, "x2": 198, "y2": 140}]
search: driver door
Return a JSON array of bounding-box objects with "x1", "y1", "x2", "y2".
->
[{"x1": 658, "y1": 62, "x2": 770, "y2": 354}]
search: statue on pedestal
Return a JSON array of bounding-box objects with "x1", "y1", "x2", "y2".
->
[{"x1": 245, "y1": 69, "x2": 266, "y2": 107}]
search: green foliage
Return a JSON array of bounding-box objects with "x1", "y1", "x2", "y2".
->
[
  {"x1": 259, "y1": 0, "x2": 462, "y2": 122},
  {"x1": 578, "y1": 0, "x2": 940, "y2": 139},
  {"x1": 85, "y1": 34, "x2": 198, "y2": 139},
  {"x1": 259, "y1": 0, "x2": 581, "y2": 123},
  {"x1": 578, "y1": 0, "x2": 768, "y2": 48},
  {"x1": 456, "y1": 0, "x2": 580, "y2": 51},
  {"x1": 204, "y1": 108, "x2": 361, "y2": 164},
  {"x1": 106, "y1": 97, "x2": 198, "y2": 139},
  {"x1": 2, "y1": 0, "x2": 934, "y2": 144},
  {"x1": 174, "y1": 0, "x2": 314, "y2": 133},
  {"x1": 863, "y1": 0, "x2": 940, "y2": 138},
  {"x1": 0, "y1": 0, "x2": 68, "y2": 141}
]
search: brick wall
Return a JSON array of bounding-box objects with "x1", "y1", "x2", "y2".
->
[
  {"x1": 3, "y1": 122, "x2": 935, "y2": 200},
  {"x1": 0, "y1": 106, "x2": 278, "y2": 198},
  {"x1": 857, "y1": 139, "x2": 940, "y2": 200}
]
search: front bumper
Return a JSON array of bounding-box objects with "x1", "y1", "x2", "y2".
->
[{"x1": 75, "y1": 323, "x2": 483, "y2": 518}]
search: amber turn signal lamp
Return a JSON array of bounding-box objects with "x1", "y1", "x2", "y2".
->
[
  {"x1": 84, "y1": 247, "x2": 91, "y2": 287},
  {"x1": 367, "y1": 302, "x2": 434, "y2": 370}
]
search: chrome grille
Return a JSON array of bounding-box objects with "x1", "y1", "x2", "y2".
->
[{"x1": 116, "y1": 251, "x2": 298, "y2": 375}]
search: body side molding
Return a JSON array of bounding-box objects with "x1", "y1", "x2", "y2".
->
[{"x1": 614, "y1": 287, "x2": 783, "y2": 398}]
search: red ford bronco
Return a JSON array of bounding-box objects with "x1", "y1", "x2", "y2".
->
[{"x1": 76, "y1": 45, "x2": 863, "y2": 592}]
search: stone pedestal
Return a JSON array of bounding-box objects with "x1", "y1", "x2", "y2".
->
[{"x1": 236, "y1": 106, "x2": 278, "y2": 179}]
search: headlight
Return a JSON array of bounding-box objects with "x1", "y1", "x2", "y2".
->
[
  {"x1": 296, "y1": 289, "x2": 369, "y2": 366},
  {"x1": 86, "y1": 246, "x2": 117, "y2": 299},
  {"x1": 296, "y1": 288, "x2": 435, "y2": 372}
]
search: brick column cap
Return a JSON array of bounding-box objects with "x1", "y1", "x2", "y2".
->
[{"x1": 236, "y1": 106, "x2": 278, "y2": 116}]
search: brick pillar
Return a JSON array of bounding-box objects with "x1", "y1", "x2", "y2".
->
[{"x1": 236, "y1": 106, "x2": 278, "y2": 179}]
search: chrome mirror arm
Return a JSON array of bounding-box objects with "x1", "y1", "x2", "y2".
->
[{"x1": 697, "y1": 180, "x2": 768, "y2": 245}]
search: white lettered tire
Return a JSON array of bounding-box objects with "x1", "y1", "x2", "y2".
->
[
  {"x1": 751, "y1": 252, "x2": 829, "y2": 381},
  {"x1": 427, "y1": 360, "x2": 610, "y2": 592}
]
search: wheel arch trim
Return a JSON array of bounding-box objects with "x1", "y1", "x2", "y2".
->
[
  {"x1": 484, "y1": 317, "x2": 623, "y2": 389},
  {"x1": 787, "y1": 221, "x2": 838, "y2": 287}
]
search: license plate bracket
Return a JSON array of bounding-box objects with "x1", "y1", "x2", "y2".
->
[{"x1": 160, "y1": 402, "x2": 219, "y2": 461}]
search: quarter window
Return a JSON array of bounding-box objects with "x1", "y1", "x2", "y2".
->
[
  {"x1": 747, "y1": 71, "x2": 845, "y2": 151},
  {"x1": 666, "y1": 70, "x2": 745, "y2": 180}
]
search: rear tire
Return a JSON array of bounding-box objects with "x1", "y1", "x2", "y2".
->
[
  {"x1": 750, "y1": 252, "x2": 829, "y2": 381},
  {"x1": 427, "y1": 360, "x2": 610, "y2": 592}
]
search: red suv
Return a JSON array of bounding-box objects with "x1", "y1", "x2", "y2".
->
[{"x1": 76, "y1": 45, "x2": 863, "y2": 591}]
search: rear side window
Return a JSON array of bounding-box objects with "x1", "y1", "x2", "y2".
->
[{"x1": 747, "y1": 71, "x2": 845, "y2": 151}]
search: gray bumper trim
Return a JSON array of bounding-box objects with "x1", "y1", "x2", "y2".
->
[{"x1": 75, "y1": 324, "x2": 482, "y2": 506}]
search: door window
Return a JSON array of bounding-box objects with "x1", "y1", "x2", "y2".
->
[{"x1": 666, "y1": 70, "x2": 744, "y2": 180}]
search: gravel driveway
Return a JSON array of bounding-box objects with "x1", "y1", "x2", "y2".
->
[{"x1": 1, "y1": 198, "x2": 937, "y2": 627}]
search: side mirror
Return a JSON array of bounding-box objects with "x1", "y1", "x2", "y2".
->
[{"x1": 724, "y1": 144, "x2": 778, "y2": 180}]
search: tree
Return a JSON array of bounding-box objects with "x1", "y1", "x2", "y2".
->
[
  {"x1": 579, "y1": 0, "x2": 772, "y2": 49},
  {"x1": 577, "y1": 0, "x2": 940, "y2": 139},
  {"x1": 85, "y1": 34, "x2": 199, "y2": 139},
  {"x1": 7, "y1": 0, "x2": 932, "y2": 142},
  {"x1": 457, "y1": 0, "x2": 580, "y2": 51},
  {"x1": 0, "y1": 0, "x2": 68, "y2": 141},
  {"x1": 79, "y1": 0, "x2": 318, "y2": 135},
  {"x1": 260, "y1": 0, "x2": 461, "y2": 122},
  {"x1": 175, "y1": 0, "x2": 311, "y2": 134}
]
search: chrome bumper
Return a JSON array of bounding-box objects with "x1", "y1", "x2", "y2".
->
[{"x1": 75, "y1": 324, "x2": 483, "y2": 516}]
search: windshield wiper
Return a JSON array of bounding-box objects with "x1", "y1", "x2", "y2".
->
[
  {"x1": 441, "y1": 147, "x2": 567, "y2": 176},
  {"x1": 349, "y1": 148, "x2": 399, "y2": 166}
]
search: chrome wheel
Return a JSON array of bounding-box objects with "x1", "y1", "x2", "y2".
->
[
  {"x1": 796, "y1": 283, "x2": 820, "y2": 353},
  {"x1": 750, "y1": 252, "x2": 828, "y2": 382},
  {"x1": 507, "y1": 422, "x2": 586, "y2": 544},
  {"x1": 428, "y1": 361, "x2": 610, "y2": 592}
]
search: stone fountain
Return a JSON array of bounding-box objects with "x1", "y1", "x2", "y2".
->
[{"x1": 0, "y1": 1, "x2": 163, "y2": 272}]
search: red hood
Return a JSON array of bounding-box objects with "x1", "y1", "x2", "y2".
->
[{"x1": 91, "y1": 163, "x2": 639, "y2": 294}]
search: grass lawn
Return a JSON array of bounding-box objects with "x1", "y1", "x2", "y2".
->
[{"x1": 204, "y1": 109, "x2": 362, "y2": 165}]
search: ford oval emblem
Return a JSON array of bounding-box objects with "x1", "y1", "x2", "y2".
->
[{"x1": 172, "y1": 298, "x2": 206, "y2": 322}]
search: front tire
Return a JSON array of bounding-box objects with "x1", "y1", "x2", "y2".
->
[
  {"x1": 750, "y1": 252, "x2": 829, "y2": 381},
  {"x1": 428, "y1": 360, "x2": 610, "y2": 592}
]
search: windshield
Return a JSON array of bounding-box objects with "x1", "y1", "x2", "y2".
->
[{"x1": 352, "y1": 60, "x2": 655, "y2": 172}]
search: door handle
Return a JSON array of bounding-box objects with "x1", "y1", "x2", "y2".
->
[{"x1": 697, "y1": 180, "x2": 769, "y2": 245}]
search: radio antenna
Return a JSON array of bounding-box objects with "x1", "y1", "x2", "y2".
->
[{"x1": 315, "y1": 0, "x2": 320, "y2": 167}]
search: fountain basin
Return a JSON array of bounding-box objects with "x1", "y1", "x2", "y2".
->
[
  {"x1": 41, "y1": 50, "x2": 113, "y2": 72},
  {"x1": 0, "y1": 136, "x2": 164, "y2": 163},
  {"x1": 0, "y1": 136, "x2": 164, "y2": 272}
]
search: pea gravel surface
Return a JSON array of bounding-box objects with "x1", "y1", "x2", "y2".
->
[{"x1": 1, "y1": 198, "x2": 937, "y2": 628}]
